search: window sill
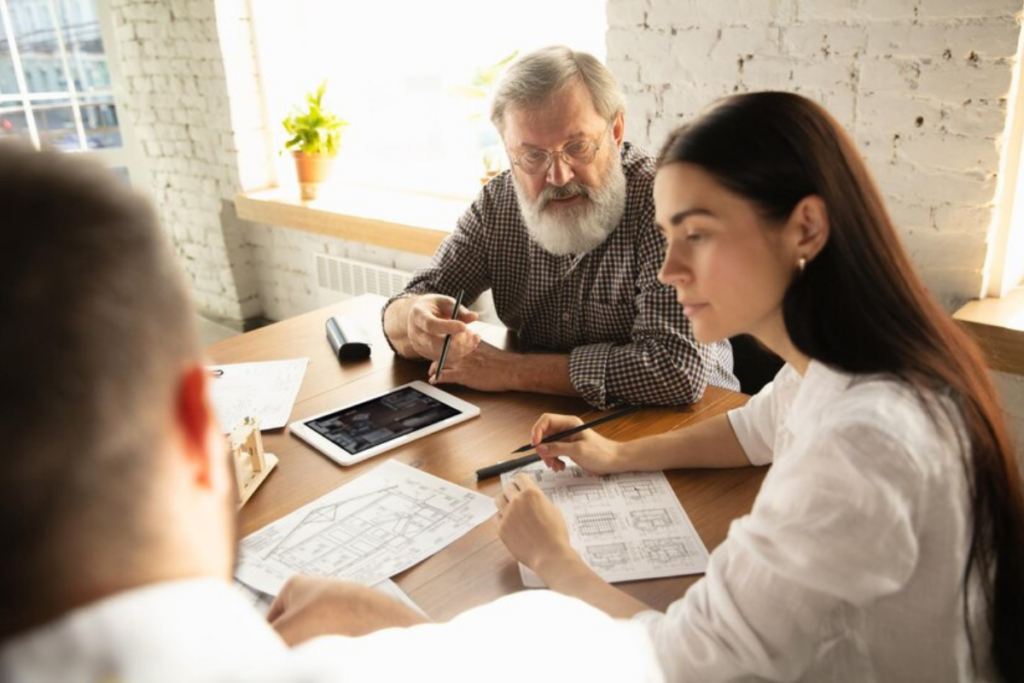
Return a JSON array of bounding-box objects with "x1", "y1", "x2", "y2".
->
[
  {"x1": 954, "y1": 286, "x2": 1024, "y2": 376},
  {"x1": 234, "y1": 184, "x2": 470, "y2": 256}
]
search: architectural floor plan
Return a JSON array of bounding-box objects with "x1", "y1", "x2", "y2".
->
[
  {"x1": 504, "y1": 462, "x2": 709, "y2": 586},
  {"x1": 235, "y1": 460, "x2": 494, "y2": 595}
]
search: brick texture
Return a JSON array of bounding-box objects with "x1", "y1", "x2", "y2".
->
[
  {"x1": 108, "y1": 0, "x2": 267, "y2": 322},
  {"x1": 609, "y1": 0, "x2": 1021, "y2": 309}
]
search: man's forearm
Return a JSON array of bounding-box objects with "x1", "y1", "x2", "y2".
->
[
  {"x1": 504, "y1": 352, "x2": 578, "y2": 397},
  {"x1": 383, "y1": 296, "x2": 423, "y2": 359}
]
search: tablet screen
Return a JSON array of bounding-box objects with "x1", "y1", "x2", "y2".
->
[{"x1": 305, "y1": 386, "x2": 462, "y2": 455}]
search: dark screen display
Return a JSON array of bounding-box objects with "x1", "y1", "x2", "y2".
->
[{"x1": 305, "y1": 386, "x2": 461, "y2": 454}]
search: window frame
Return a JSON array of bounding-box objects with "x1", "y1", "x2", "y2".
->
[{"x1": 0, "y1": 0, "x2": 145, "y2": 186}]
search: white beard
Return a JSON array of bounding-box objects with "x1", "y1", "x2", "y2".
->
[{"x1": 514, "y1": 155, "x2": 627, "y2": 256}]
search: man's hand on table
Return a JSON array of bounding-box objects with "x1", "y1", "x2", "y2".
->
[
  {"x1": 429, "y1": 340, "x2": 519, "y2": 392},
  {"x1": 267, "y1": 575, "x2": 428, "y2": 646}
]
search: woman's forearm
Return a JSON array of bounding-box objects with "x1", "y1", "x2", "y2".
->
[
  {"x1": 616, "y1": 413, "x2": 752, "y2": 472},
  {"x1": 537, "y1": 550, "x2": 652, "y2": 619}
]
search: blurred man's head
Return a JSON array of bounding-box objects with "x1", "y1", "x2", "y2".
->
[
  {"x1": 0, "y1": 143, "x2": 231, "y2": 639},
  {"x1": 491, "y1": 46, "x2": 628, "y2": 255}
]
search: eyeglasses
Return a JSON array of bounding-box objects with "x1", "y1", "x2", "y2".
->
[{"x1": 509, "y1": 126, "x2": 609, "y2": 175}]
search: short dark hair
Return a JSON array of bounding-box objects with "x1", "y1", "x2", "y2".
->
[
  {"x1": 657, "y1": 91, "x2": 1024, "y2": 681},
  {"x1": 0, "y1": 143, "x2": 198, "y2": 633}
]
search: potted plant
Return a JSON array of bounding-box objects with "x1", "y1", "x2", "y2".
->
[{"x1": 283, "y1": 82, "x2": 349, "y2": 200}]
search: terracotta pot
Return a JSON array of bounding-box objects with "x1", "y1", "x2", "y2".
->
[{"x1": 292, "y1": 151, "x2": 336, "y2": 200}]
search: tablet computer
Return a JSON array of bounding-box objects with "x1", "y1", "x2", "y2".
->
[{"x1": 289, "y1": 381, "x2": 480, "y2": 466}]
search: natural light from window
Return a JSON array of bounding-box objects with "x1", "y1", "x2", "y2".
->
[
  {"x1": 253, "y1": 0, "x2": 606, "y2": 200},
  {"x1": 986, "y1": 18, "x2": 1024, "y2": 297}
]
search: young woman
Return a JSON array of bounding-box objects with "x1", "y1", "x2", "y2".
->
[{"x1": 495, "y1": 92, "x2": 1024, "y2": 682}]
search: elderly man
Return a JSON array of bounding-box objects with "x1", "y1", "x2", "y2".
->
[
  {"x1": 384, "y1": 46, "x2": 738, "y2": 408},
  {"x1": 0, "y1": 145, "x2": 664, "y2": 682}
]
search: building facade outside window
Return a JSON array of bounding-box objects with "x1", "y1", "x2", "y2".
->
[{"x1": 0, "y1": 0, "x2": 142, "y2": 184}]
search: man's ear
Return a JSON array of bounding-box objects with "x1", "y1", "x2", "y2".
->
[
  {"x1": 787, "y1": 195, "x2": 830, "y2": 262},
  {"x1": 175, "y1": 364, "x2": 222, "y2": 489},
  {"x1": 612, "y1": 110, "x2": 625, "y2": 148}
]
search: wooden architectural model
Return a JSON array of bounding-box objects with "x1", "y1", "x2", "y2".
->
[{"x1": 230, "y1": 416, "x2": 279, "y2": 508}]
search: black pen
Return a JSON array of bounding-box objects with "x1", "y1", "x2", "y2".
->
[
  {"x1": 434, "y1": 289, "x2": 465, "y2": 382},
  {"x1": 509, "y1": 405, "x2": 640, "y2": 454},
  {"x1": 475, "y1": 453, "x2": 542, "y2": 481}
]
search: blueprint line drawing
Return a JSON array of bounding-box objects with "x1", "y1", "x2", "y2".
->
[
  {"x1": 617, "y1": 479, "x2": 657, "y2": 501},
  {"x1": 235, "y1": 460, "x2": 495, "y2": 595},
  {"x1": 586, "y1": 542, "x2": 631, "y2": 571},
  {"x1": 576, "y1": 511, "x2": 618, "y2": 537},
  {"x1": 630, "y1": 508, "x2": 674, "y2": 532},
  {"x1": 505, "y1": 461, "x2": 709, "y2": 587}
]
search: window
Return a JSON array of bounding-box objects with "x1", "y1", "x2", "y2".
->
[
  {"x1": 251, "y1": 0, "x2": 606, "y2": 200},
  {"x1": 0, "y1": 0, "x2": 142, "y2": 183},
  {"x1": 986, "y1": 15, "x2": 1024, "y2": 297}
]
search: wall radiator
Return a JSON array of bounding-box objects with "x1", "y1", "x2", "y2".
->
[{"x1": 314, "y1": 253, "x2": 413, "y2": 306}]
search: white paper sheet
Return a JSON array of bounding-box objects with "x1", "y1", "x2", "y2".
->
[
  {"x1": 208, "y1": 358, "x2": 308, "y2": 433},
  {"x1": 503, "y1": 461, "x2": 709, "y2": 587},
  {"x1": 233, "y1": 577, "x2": 427, "y2": 618},
  {"x1": 235, "y1": 460, "x2": 495, "y2": 595}
]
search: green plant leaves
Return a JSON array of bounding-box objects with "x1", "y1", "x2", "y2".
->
[{"x1": 282, "y1": 81, "x2": 349, "y2": 155}]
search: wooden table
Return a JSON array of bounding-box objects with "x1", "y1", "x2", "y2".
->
[{"x1": 208, "y1": 294, "x2": 767, "y2": 620}]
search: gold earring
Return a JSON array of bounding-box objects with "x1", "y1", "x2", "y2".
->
[{"x1": 797, "y1": 257, "x2": 807, "y2": 272}]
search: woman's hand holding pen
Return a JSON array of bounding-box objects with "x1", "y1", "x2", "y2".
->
[
  {"x1": 407, "y1": 293, "x2": 480, "y2": 361},
  {"x1": 531, "y1": 413, "x2": 623, "y2": 475},
  {"x1": 495, "y1": 473, "x2": 581, "y2": 578}
]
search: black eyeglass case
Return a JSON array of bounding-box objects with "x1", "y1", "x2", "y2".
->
[{"x1": 326, "y1": 316, "x2": 372, "y2": 361}]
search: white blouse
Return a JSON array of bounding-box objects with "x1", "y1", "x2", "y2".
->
[{"x1": 634, "y1": 361, "x2": 995, "y2": 682}]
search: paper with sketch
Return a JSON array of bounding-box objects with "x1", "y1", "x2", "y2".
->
[
  {"x1": 503, "y1": 462, "x2": 709, "y2": 587},
  {"x1": 208, "y1": 358, "x2": 308, "y2": 433},
  {"x1": 233, "y1": 577, "x2": 427, "y2": 618},
  {"x1": 235, "y1": 460, "x2": 495, "y2": 596}
]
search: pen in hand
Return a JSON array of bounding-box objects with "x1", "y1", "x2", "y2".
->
[
  {"x1": 476, "y1": 405, "x2": 641, "y2": 481},
  {"x1": 434, "y1": 289, "x2": 465, "y2": 382},
  {"x1": 509, "y1": 405, "x2": 640, "y2": 454},
  {"x1": 475, "y1": 453, "x2": 541, "y2": 481}
]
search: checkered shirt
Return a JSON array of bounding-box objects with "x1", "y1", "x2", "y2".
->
[{"x1": 385, "y1": 142, "x2": 738, "y2": 408}]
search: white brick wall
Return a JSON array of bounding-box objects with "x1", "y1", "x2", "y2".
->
[
  {"x1": 246, "y1": 225, "x2": 433, "y2": 322},
  {"x1": 609, "y1": 0, "x2": 1020, "y2": 309},
  {"x1": 109, "y1": 0, "x2": 266, "y2": 322}
]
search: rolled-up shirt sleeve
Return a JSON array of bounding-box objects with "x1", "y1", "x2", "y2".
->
[
  {"x1": 568, "y1": 212, "x2": 729, "y2": 408},
  {"x1": 633, "y1": 419, "x2": 921, "y2": 681}
]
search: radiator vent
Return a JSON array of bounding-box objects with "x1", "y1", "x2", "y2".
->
[{"x1": 314, "y1": 253, "x2": 412, "y2": 306}]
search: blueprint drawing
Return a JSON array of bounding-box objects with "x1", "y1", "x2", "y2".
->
[
  {"x1": 236, "y1": 460, "x2": 494, "y2": 595},
  {"x1": 504, "y1": 461, "x2": 709, "y2": 587}
]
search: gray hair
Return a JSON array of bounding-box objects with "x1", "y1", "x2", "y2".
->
[{"x1": 490, "y1": 46, "x2": 625, "y2": 135}]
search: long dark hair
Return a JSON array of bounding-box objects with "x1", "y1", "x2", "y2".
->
[{"x1": 657, "y1": 92, "x2": 1024, "y2": 680}]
